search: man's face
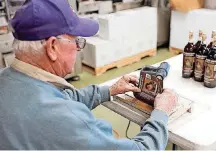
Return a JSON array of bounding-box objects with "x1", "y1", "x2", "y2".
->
[
  {"x1": 45, "y1": 34, "x2": 79, "y2": 77},
  {"x1": 57, "y1": 35, "x2": 78, "y2": 76}
]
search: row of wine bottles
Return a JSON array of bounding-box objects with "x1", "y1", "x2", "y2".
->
[{"x1": 182, "y1": 30, "x2": 216, "y2": 88}]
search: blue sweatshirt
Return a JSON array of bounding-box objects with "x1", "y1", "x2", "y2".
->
[{"x1": 0, "y1": 67, "x2": 168, "y2": 150}]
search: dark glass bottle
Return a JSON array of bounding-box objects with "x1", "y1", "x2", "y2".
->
[
  {"x1": 204, "y1": 39, "x2": 216, "y2": 88},
  {"x1": 133, "y1": 62, "x2": 170, "y2": 106},
  {"x1": 193, "y1": 30, "x2": 203, "y2": 54},
  {"x1": 194, "y1": 33, "x2": 209, "y2": 82},
  {"x1": 182, "y1": 31, "x2": 195, "y2": 78},
  {"x1": 207, "y1": 31, "x2": 216, "y2": 49}
]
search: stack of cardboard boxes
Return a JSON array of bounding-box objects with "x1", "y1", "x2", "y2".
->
[
  {"x1": 170, "y1": 9, "x2": 216, "y2": 51},
  {"x1": 82, "y1": 6, "x2": 157, "y2": 69},
  {"x1": 169, "y1": 0, "x2": 216, "y2": 52}
]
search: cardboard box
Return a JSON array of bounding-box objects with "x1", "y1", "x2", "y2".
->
[
  {"x1": 170, "y1": 0, "x2": 204, "y2": 12},
  {"x1": 82, "y1": 37, "x2": 117, "y2": 68},
  {"x1": 97, "y1": 13, "x2": 126, "y2": 41},
  {"x1": 83, "y1": 25, "x2": 157, "y2": 68},
  {"x1": 82, "y1": 7, "x2": 157, "y2": 68},
  {"x1": 98, "y1": 1, "x2": 113, "y2": 14},
  {"x1": 98, "y1": 7, "x2": 157, "y2": 41},
  {"x1": 78, "y1": 1, "x2": 99, "y2": 14},
  {"x1": 0, "y1": 33, "x2": 14, "y2": 54},
  {"x1": 170, "y1": 11, "x2": 189, "y2": 50},
  {"x1": 170, "y1": 9, "x2": 216, "y2": 50}
]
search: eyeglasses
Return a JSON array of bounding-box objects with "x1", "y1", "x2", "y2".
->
[{"x1": 57, "y1": 36, "x2": 86, "y2": 49}]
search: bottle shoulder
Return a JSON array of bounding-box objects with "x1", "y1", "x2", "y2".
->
[
  {"x1": 207, "y1": 48, "x2": 216, "y2": 60},
  {"x1": 195, "y1": 44, "x2": 209, "y2": 56},
  {"x1": 207, "y1": 42, "x2": 213, "y2": 48},
  {"x1": 209, "y1": 47, "x2": 216, "y2": 52},
  {"x1": 195, "y1": 40, "x2": 201, "y2": 46},
  {"x1": 184, "y1": 43, "x2": 194, "y2": 52}
]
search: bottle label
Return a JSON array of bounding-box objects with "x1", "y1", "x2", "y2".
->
[
  {"x1": 204, "y1": 59, "x2": 216, "y2": 85},
  {"x1": 194, "y1": 55, "x2": 206, "y2": 78},
  {"x1": 139, "y1": 72, "x2": 163, "y2": 97},
  {"x1": 183, "y1": 52, "x2": 195, "y2": 76},
  {"x1": 136, "y1": 72, "x2": 163, "y2": 106}
]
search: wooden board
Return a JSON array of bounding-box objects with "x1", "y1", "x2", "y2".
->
[
  {"x1": 169, "y1": 46, "x2": 183, "y2": 55},
  {"x1": 114, "y1": 93, "x2": 153, "y2": 114},
  {"x1": 113, "y1": 0, "x2": 143, "y2": 12},
  {"x1": 113, "y1": 92, "x2": 193, "y2": 123},
  {"x1": 83, "y1": 48, "x2": 157, "y2": 76}
]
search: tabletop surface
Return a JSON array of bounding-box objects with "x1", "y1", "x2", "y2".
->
[{"x1": 100, "y1": 54, "x2": 216, "y2": 150}]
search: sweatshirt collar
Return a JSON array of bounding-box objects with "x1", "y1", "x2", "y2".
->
[{"x1": 11, "y1": 58, "x2": 75, "y2": 89}]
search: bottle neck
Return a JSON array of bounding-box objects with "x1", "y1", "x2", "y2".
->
[
  {"x1": 202, "y1": 39, "x2": 207, "y2": 45},
  {"x1": 198, "y1": 36, "x2": 202, "y2": 41},
  {"x1": 198, "y1": 31, "x2": 202, "y2": 41},
  {"x1": 189, "y1": 38, "x2": 193, "y2": 43},
  {"x1": 189, "y1": 35, "x2": 193, "y2": 43}
]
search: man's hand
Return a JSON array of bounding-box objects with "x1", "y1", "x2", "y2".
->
[
  {"x1": 109, "y1": 75, "x2": 141, "y2": 96},
  {"x1": 154, "y1": 89, "x2": 178, "y2": 116}
]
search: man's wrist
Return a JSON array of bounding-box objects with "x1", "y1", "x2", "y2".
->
[
  {"x1": 100, "y1": 86, "x2": 111, "y2": 103},
  {"x1": 150, "y1": 109, "x2": 169, "y2": 124},
  {"x1": 155, "y1": 106, "x2": 169, "y2": 116},
  {"x1": 109, "y1": 86, "x2": 115, "y2": 96}
]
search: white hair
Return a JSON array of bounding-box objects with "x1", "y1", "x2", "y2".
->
[
  {"x1": 12, "y1": 39, "x2": 46, "y2": 55},
  {"x1": 12, "y1": 35, "x2": 66, "y2": 55}
]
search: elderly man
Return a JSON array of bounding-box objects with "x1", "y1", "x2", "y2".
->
[{"x1": 0, "y1": 0, "x2": 177, "y2": 150}]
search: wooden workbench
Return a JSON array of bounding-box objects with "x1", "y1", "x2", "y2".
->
[{"x1": 100, "y1": 54, "x2": 216, "y2": 150}]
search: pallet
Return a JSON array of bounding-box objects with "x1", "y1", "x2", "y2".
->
[
  {"x1": 169, "y1": 46, "x2": 183, "y2": 55},
  {"x1": 83, "y1": 48, "x2": 157, "y2": 76},
  {"x1": 113, "y1": 0, "x2": 143, "y2": 12},
  {"x1": 113, "y1": 92, "x2": 193, "y2": 124}
]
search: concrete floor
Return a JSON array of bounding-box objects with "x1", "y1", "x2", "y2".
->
[{"x1": 69, "y1": 47, "x2": 177, "y2": 149}]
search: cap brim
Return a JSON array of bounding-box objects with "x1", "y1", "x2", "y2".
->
[{"x1": 70, "y1": 17, "x2": 99, "y2": 37}]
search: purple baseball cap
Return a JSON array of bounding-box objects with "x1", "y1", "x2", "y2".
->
[{"x1": 9, "y1": 0, "x2": 99, "y2": 41}]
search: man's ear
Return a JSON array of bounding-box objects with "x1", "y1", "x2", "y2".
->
[{"x1": 45, "y1": 37, "x2": 59, "y2": 61}]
